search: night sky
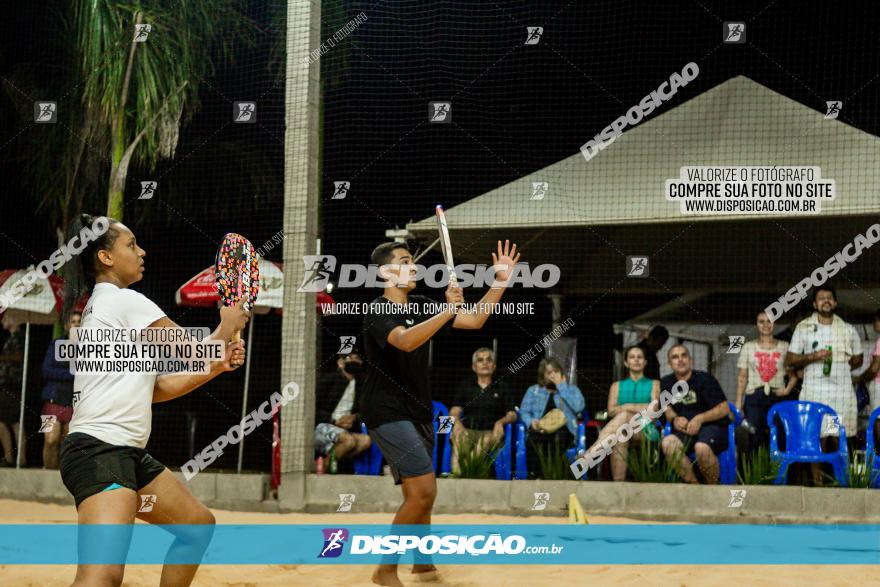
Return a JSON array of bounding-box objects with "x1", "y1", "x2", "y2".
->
[{"x1": 2, "y1": 1, "x2": 879, "y2": 469}]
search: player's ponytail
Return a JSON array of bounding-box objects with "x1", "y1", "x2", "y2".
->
[{"x1": 62, "y1": 213, "x2": 119, "y2": 323}]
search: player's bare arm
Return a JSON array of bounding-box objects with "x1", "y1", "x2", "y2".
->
[
  {"x1": 385, "y1": 302, "x2": 457, "y2": 352},
  {"x1": 152, "y1": 339, "x2": 245, "y2": 403},
  {"x1": 147, "y1": 301, "x2": 249, "y2": 402},
  {"x1": 453, "y1": 240, "x2": 521, "y2": 329},
  {"x1": 147, "y1": 299, "x2": 249, "y2": 343}
]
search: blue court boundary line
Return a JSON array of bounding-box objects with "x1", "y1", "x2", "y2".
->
[{"x1": 1, "y1": 524, "x2": 878, "y2": 564}]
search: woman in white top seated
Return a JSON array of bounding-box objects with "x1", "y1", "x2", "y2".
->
[{"x1": 59, "y1": 214, "x2": 249, "y2": 587}]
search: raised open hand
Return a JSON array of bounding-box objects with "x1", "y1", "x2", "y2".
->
[{"x1": 491, "y1": 239, "x2": 521, "y2": 287}]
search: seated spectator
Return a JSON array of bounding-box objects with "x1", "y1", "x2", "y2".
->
[
  {"x1": 636, "y1": 325, "x2": 669, "y2": 380},
  {"x1": 584, "y1": 345, "x2": 660, "y2": 481},
  {"x1": 660, "y1": 344, "x2": 730, "y2": 484},
  {"x1": 520, "y1": 358, "x2": 585, "y2": 478},
  {"x1": 0, "y1": 313, "x2": 26, "y2": 467},
  {"x1": 735, "y1": 311, "x2": 797, "y2": 452},
  {"x1": 449, "y1": 348, "x2": 518, "y2": 474},
  {"x1": 314, "y1": 349, "x2": 371, "y2": 463},
  {"x1": 41, "y1": 312, "x2": 81, "y2": 469}
]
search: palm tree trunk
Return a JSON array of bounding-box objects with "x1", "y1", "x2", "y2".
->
[
  {"x1": 107, "y1": 128, "x2": 126, "y2": 219},
  {"x1": 106, "y1": 11, "x2": 143, "y2": 219}
]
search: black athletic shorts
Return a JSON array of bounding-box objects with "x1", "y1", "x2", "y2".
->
[
  {"x1": 672, "y1": 423, "x2": 728, "y2": 455},
  {"x1": 60, "y1": 432, "x2": 166, "y2": 508},
  {"x1": 368, "y1": 420, "x2": 435, "y2": 485}
]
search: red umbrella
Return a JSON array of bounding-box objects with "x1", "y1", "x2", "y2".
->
[
  {"x1": 175, "y1": 261, "x2": 335, "y2": 314},
  {"x1": 175, "y1": 259, "x2": 334, "y2": 474},
  {"x1": 0, "y1": 270, "x2": 87, "y2": 321},
  {"x1": 0, "y1": 268, "x2": 86, "y2": 468}
]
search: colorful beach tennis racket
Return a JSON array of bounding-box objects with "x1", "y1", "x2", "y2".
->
[
  {"x1": 435, "y1": 204, "x2": 458, "y2": 287},
  {"x1": 215, "y1": 233, "x2": 259, "y2": 341}
]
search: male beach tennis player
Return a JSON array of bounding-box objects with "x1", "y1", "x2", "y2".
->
[{"x1": 362, "y1": 240, "x2": 520, "y2": 587}]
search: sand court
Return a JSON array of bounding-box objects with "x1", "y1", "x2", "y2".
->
[{"x1": 0, "y1": 499, "x2": 873, "y2": 586}]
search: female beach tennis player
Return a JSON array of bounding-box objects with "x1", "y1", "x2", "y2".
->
[{"x1": 59, "y1": 213, "x2": 250, "y2": 587}]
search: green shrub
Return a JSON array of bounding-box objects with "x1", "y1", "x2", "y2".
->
[
  {"x1": 453, "y1": 430, "x2": 501, "y2": 479},
  {"x1": 627, "y1": 438, "x2": 681, "y2": 483},
  {"x1": 837, "y1": 450, "x2": 875, "y2": 488},
  {"x1": 737, "y1": 446, "x2": 780, "y2": 485},
  {"x1": 532, "y1": 436, "x2": 570, "y2": 480}
]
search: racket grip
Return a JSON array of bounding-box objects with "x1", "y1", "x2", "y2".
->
[{"x1": 232, "y1": 329, "x2": 241, "y2": 343}]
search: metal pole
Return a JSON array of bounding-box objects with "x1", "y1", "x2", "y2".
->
[
  {"x1": 236, "y1": 315, "x2": 256, "y2": 474},
  {"x1": 16, "y1": 322, "x2": 30, "y2": 469},
  {"x1": 413, "y1": 237, "x2": 440, "y2": 263}
]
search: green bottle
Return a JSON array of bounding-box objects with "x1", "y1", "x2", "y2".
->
[
  {"x1": 822, "y1": 345, "x2": 833, "y2": 376},
  {"x1": 328, "y1": 446, "x2": 338, "y2": 474}
]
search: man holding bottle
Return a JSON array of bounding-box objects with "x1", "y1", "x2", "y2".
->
[{"x1": 786, "y1": 286, "x2": 862, "y2": 484}]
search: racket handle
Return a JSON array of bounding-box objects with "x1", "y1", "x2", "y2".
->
[{"x1": 232, "y1": 329, "x2": 241, "y2": 343}]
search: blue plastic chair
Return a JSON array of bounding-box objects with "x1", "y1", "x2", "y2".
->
[
  {"x1": 495, "y1": 423, "x2": 513, "y2": 479},
  {"x1": 862, "y1": 406, "x2": 880, "y2": 488},
  {"x1": 514, "y1": 422, "x2": 528, "y2": 480},
  {"x1": 432, "y1": 401, "x2": 453, "y2": 476},
  {"x1": 565, "y1": 409, "x2": 590, "y2": 464},
  {"x1": 661, "y1": 401, "x2": 739, "y2": 485},
  {"x1": 515, "y1": 411, "x2": 581, "y2": 480},
  {"x1": 483, "y1": 423, "x2": 513, "y2": 480},
  {"x1": 353, "y1": 422, "x2": 383, "y2": 475},
  {"x1": 767, "y1": 400, "x2": 848, "y2": 487}
]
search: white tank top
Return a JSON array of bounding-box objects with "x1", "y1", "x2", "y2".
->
[{"x1": 68, "y1": 282, "x2": 166, "y2": 448}]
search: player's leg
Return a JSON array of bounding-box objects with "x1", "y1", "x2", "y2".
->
[
  {"x1": 373, "y1": 471, "x2": 437, "y2": 586},
  {"x1": 136, "y1": 468, "x2": 216, "y2": 587},
  {"x1": 400, "y1": 472, "x2": 438, "y2": 578},
  {"x1": 404, "y1": 422, "x2": 439, "y2": 578},
  {"x1": 396, "y1": 471, "x2": 437, "y2": 525},
  {"x1": 662, "y1": 433, "x2": 697, "y2": 483},
  {"x1": 369, "y1": 421, "x2": 437, "y2": 586},
  {"x1": 70, "y1": 488, "x2": 138, "y2": 586}
]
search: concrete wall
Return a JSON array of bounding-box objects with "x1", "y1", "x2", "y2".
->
[
  {"x1": 286, "y1": 474, "x2": 880, "y2": 524},
  {"x1": 0, "y1": 470, "x2": 279, "y2": 513},
  {"x1": 2, "y1": 470, "x2": 877, "y2": 523}
]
